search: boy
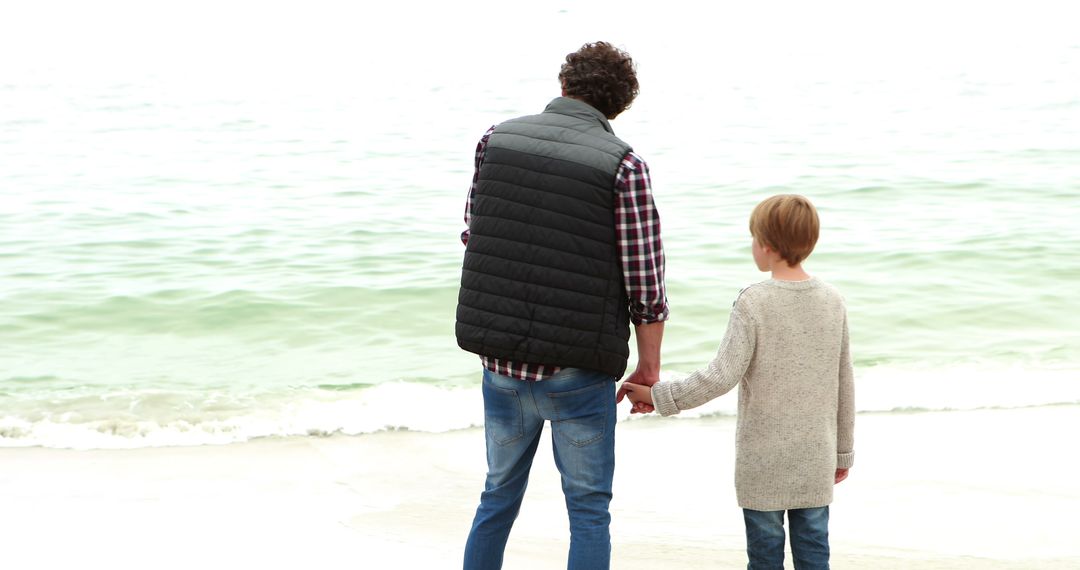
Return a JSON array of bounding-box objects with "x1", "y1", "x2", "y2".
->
[{"x1": 622, "y1": 194, "x2": 854, "y2": 570}]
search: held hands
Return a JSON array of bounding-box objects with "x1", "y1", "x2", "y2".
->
[
  {"x1": 621, "y1": 382, "x2": 655, "y2": 414},
  {"x1": 835, "y1": 468, "x2": 849, "y2": 484},
  {"x1": 616, "y1": 367, "x2": 659, "y2": 414}
]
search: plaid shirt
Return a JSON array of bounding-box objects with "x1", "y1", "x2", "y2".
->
[{"x1": 461, "y1": 126, "x2": 669, "y2": 381}]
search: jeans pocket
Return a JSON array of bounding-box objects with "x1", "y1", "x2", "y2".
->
[
  {"x1": 483, "y1": 381, "x2": 524, "y2": 446},
  {"x1": 548, "y1": 381, "x2": 611, "y2": 447}
]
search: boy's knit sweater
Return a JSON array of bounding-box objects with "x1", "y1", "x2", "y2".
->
[{"x1": 651, "y1": 277, "x2": 855, "y2": 511}]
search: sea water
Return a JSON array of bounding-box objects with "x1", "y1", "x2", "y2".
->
[{"x1": 2, "y1": 1, "x2": 1078, "y2": 448}]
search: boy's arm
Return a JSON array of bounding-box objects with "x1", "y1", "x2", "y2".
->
[
  {"x1": 836, "y1": 311, "x2": 855, "y2": 469},
  {"x1": 649, "y1": 305, "x2": 755, "y2": 416}
]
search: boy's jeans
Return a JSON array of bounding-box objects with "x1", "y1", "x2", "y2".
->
[
  {"x1": 463, "y1": 367, "x2": 616, "y2": 570},
  {"x1": 743, "y1": 506, "x2": 830, "y2": 570}
]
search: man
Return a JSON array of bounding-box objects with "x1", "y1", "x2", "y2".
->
[{"x1": 456, "y1": 41, "x2": 668, "y2": 570}]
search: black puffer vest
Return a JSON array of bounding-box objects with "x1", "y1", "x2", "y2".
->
[{"x1": 455, "y1": 97, "x2": 633, "y2": 378}]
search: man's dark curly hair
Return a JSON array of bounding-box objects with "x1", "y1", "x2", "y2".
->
[{"x1": 558, "y1": 42, "x2": 639, "y2": 119}]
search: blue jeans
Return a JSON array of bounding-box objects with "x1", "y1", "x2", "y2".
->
[
  {"x1": 743, "y1": 507, "x2": 830, "y2": 570},
  {"x1": 463, "y1": 368, "x2": 617, "y2": 570}
]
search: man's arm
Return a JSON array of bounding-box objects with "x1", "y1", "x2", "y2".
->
[
  {"x1": 623, "y1": 321, "x2": 664, "y2": 384},
  {"x1": 619, "y1": 321, "x2": 665, "y2": 411},
  {"x1": 461, "y1": 126, "x2": 496, "y2": 246},
  {"x1": 611, "y1": 151, "x2": 669, "y2": 409}
]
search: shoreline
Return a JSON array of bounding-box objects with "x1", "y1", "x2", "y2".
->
[{"x1": 2, "y1": 406, "x2": 1078, "y2": 569}]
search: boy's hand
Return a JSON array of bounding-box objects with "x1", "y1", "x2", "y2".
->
[
  {"x1": 835, "y1": 468, "x2": 849, "y2": 484},
  {"x1": 616, "y1": 367, "x2": 659, "y2": 403},
  {"x1": 621, "y1": 381, "x2": 655, "y2": 414}
]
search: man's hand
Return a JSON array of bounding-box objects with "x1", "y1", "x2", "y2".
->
[{"x1": 835, "y1": 468, "x2": 849, "y2": 484}]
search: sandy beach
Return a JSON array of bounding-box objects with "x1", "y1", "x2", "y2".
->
[{"x1": 3, "y1": 405, "x2": 1078, "y2": 569}]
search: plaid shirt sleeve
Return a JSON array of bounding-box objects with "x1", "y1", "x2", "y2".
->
[
  {"x1": 461, "y1": 126, "x2": 496, "y2": 246},
  {"x1": 614, "y1": 152, "x2": 670, "y2": 325}
]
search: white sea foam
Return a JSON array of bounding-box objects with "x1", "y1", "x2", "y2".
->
[
  {"x1": 1, "y1": 365, "x2": 1077, "y2": 449},
  {"x1": 0, "y1": 382, "x2": 483, "y2": 450}
]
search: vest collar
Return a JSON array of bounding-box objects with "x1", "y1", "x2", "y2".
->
[{"x1": 542, "y1": 97, "x2": 616, "y2": 134}]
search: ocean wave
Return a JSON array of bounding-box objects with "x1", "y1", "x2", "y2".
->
[
  {"x1": 1, "y1": 364, "x2": 1077, "y2": 450},
  {"x1": 0, "y1": 382, "x2": 484, "y2": 450},
  {"x1": 4, "y1": 285, "x2": 460, "y2": 337}
]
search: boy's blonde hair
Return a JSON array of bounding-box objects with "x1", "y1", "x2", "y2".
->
[{"x1": 749, "y1": 194, "x2": 820, "y2": 266}]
